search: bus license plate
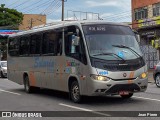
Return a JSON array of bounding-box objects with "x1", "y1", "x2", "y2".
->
[{"x1": 119, "y1": 91, "x2": 129, "y2": 95}]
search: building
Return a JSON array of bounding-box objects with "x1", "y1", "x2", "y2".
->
[
  {"x1": 19, "y1": 14, "x2": 46, "y2": 30},
  {"x1": 132, "y1": 0, "x2": 160, "y2": 69}
]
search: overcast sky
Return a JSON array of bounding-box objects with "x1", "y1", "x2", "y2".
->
[{"x1": 0, "y1": 0, "x2": 131, "y2": 23}]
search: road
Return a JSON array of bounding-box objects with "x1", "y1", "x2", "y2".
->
[{"x1": 0, "y1": 78, "x2": 160, "y2": 120}]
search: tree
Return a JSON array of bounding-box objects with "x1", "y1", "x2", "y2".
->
[
  {"x1": 0, "y1": 4, "x2": 23, "y2": 60},
  {"x1": 0, "y1": 4, "x2": 23, "y2": 29}
]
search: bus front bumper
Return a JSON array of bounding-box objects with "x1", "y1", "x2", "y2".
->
[{"x1": 87, "y1": 77, "x2": 148, "y2": 96}]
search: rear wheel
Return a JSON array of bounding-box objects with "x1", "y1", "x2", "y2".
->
[
  {"x1": 155, "y1": 74, "x2": 160, "y2": 88},
  {"x1": 70, "y1": 81, "x2": 82, "y2": 103},
  {"x1": 24, "y1": 75, "x2": 34, "y2": 93},
  {"x1": 120, "y1": 93, "x2": 133, "y2": 99}
]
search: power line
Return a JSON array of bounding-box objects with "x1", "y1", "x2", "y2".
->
[
  {"x1": 18, "y1": 0, "x2": 45, "y2": 11},
  {"x1": 23, "y1": 0, "x2": 53, "y2": 13},
  {"x1": 47, "y1": 2, "x2": 62, "y2": 16},
  {"x1": 13, "y1": 0, "x2": 30, "y2": 9},
  {"x1": 41, "y1": 0, "x2": 56, "y2": 14},
  {"x1": 7, "y1": 0, "x2": 19, "y2": 8}
]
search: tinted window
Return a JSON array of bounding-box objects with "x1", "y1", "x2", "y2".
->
[
  {"x1": 65, "y1": 26, "x2": 87, "y2": 64},
  {"x1": 8, "y1": 37, "x2": 19, "y2": 56},
  {"x1": 42, "y1": 29, "x2": 62, "y2": 56},
  {"x1": 19, "y1": 36, "x2": 30, "y2": 56},
  {"x1": 30, "y1": 34, "x2": 41, "y2": 55}
]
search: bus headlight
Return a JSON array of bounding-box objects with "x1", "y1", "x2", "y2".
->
[
  {"x1": 139, "y1": 72, "x2": 148, "y2": 79},
  {"x1": 90, "y1": 74, "x2": 109, "y2": 81}
]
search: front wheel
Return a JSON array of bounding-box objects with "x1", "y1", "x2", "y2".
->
[
  {"x1": 120, "y1": 93, "x2": 133, "y2": 99},
  {"x1": 155, "y1": 74, "x2": 160, "y2": 88},
  {"x1": 70, "y1": 81, "x2": 82, "y2": 103}
]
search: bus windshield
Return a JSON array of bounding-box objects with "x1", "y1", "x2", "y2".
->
[{"x1": 82, "y1": 24, "x2": 142, "y2": 60}]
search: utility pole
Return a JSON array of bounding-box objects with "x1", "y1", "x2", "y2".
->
[
  {"x1": 62, "y1": 0, "x2": 64, "y2": 21},
  {"x1": 28, "y1": 18, "x2": 35, "y2": 29}
]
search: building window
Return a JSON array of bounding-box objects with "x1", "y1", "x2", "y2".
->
[
  {"x1": 134, "y1": 7, "x2": 148, "y2": 20},
  {"x1": 153, "y1": 3, "x2": 160, "y2": 16}
]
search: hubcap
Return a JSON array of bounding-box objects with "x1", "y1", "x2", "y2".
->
[
  {"x1": 72, "y1": 85, "x2": 80, "y2": 100},
  {"x1": 156, "y1": 76, "x2": 160, "y2": 86}
]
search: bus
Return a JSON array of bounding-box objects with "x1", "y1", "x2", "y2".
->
[{"x1": 8, "y1": 21, "x2": 148, "y2": 103}]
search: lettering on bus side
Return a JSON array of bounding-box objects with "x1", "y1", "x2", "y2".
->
[
  {"x1": 34, "y1": 57, "x2": 54, "y2": 72},
  {"x1": 66, "y1": 60, "x2": 80, "y2": 67}
]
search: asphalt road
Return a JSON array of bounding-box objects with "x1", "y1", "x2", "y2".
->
[{"x1": 0, "y1": 78, "x2": 160, "y2": 120}]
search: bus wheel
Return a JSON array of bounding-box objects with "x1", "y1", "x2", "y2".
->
[
  {"x1": 24, "y1": 75, "x2": 34, "y2": 93},
  {"x1": 70, "y1": 81, "x2": 82, "y2": 103},
  {"x1": 120, "y1": 93, "x2": 133, "y2": 99}
]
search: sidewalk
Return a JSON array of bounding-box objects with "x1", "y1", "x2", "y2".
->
[{"x1": 148, "y1": 69, "x2": 154, "y2": 83}]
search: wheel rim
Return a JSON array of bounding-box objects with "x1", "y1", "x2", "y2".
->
[
  {"x1": 72, "y1": 85, "x2": 80, "y2": 101},
  {"x1": 156, "y1": 76, "x2": 160, "y2": 87}
]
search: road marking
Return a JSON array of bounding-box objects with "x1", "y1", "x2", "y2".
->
[
  {"x1": 0, "y1": 89, "x2": 21, "y2": 95},
  {"x1": 133, "y1": 96, "x2": 160, "y2": 102},
  {"x1": 59, "y1": 103, "x2": 110, "y2": 117}
]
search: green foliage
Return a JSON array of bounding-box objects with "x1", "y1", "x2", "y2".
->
[
  {"x1": 0, "y1": 4, "x2": 23, "y2": 29},
  {"x1": 0, "y1": 37, "x2": 7, "y2": 60}
]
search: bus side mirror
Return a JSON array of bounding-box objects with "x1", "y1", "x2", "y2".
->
[{"x1": 72, "y1": 35, "x2": 80, "y2": 46}]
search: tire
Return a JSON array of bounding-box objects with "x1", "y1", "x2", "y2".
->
[
  {"x1": 1, "y1": 71, "x2": 5, "y2": 78},
  {"x1": 155, "y1": 74, "x2": 160, "y2": 88},
  {"x1": 24, "y1": 75, "x2": 34, "y2": 93},
  {"x1": 70, "y1": 81, "x2": 82, "y2": 103},
  {"x1": 120, "y1": 93, "x2": 133, "y2": 99}
]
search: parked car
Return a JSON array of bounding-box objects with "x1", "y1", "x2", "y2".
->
[
  {"x1": 0, "y1": 61, "x2": 7, "y2": 78},
  {"x1": 153, "y1": 62, "x2": 160, "y2": 88}
]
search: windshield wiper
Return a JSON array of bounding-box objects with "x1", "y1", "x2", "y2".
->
[
  {"x1": 93, "y1": 52, "x2": 125, "y2": 62},
  {"x1": 112, "y1": 45, "x2": 142, "y2": 58}
]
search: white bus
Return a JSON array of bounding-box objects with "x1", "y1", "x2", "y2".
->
[{"x1": 8, "y1": 21, "x2": 148, "y2": 103}]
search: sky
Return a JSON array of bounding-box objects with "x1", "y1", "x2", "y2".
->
[{"x1": 0, "y1": 0, "x2": 132, "y2": 23}]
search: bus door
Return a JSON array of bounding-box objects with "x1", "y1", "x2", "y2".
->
[{"x1": 64, "y1": 26, "x2": 88, "y2": 93}]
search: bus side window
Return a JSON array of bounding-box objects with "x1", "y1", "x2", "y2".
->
[
  {"x1": 8, "y1": 37, "x2": 19, "y2": 56},
  {"x1": 19, "y1": 36, "x2": 30, "y2": 56},
  {"x1": 42, "y1": 29, "x2": 62, "y2": 56},
  {"x1": 55, "y1": 28, "x2": 63, "y2": 56},
  {"x1": 42, "y1": 31, "x2": 56, "y2": 55},
  {"x1": 30, "y1": 33, "x2": 41, "y2": 55},
  {"x1": 65, "y1": 26, "x2": 87, "y2": 65}
]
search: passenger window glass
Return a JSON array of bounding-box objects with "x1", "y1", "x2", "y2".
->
[
  {"x1": 8, "y1": 37, "x2": 19, "y2": 56},
  {"x1": 65, "y1": 26, "x2": 87, "y2": 64},
  {"x1": 19, "y1": 36, "x2": 30, "y2": 56},
  {"x1": 42, "y1": 29, "x2": 62, "y2": 56},
  {"x1": 30, "y1": 34, "x2": 41, "y2": 55}
]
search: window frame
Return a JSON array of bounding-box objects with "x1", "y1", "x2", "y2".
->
[
  {"x1": 64, "y1": 25, "x2": 87, "y2": 65},
  {"x1": 29, "y1": 32, "x2": 42, "y2": 56},
  {"x1": 134, "y1": 7, "x2": 148, "y2": 20},
  {"x1": 19, "y1": 35, "x2": 30, "y2": 57}
]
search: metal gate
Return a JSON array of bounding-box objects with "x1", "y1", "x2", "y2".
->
[{"x1": 140, "y1": 38, "x2": 158, "y2": 69}]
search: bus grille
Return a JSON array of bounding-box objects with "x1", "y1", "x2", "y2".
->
[{"x1": 103, "y1": 63, "x2": 143, "y2": 71}]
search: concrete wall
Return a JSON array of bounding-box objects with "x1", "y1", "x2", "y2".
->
[{"x1": 19, "y1": 14, "x2": 46, "y2": 30}]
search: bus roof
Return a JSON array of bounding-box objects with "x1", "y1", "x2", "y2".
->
[{"x1": 9, "y1": 21, "x2": 129, "y2": 38}]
